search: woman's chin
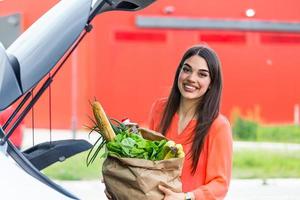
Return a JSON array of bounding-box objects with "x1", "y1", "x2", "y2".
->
[{"x1": 181, "y1": 94, "x2": 201, "y2": 101}]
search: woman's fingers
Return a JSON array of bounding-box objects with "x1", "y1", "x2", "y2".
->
[
  {"x1": 158, "y1": 185, "x2": 172, "y2": 195},
  {"x1": 102, "y1": 179, "x2": 112, "y2": 199},
  {"x1": 104, "y1": 189, "x2": 112, "y2": 200}
]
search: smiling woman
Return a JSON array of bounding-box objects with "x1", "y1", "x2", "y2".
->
[{"x1": 148, "y1": 45, "x2": 233, "y2": 200}]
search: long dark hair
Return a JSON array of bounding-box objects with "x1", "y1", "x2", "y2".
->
[{"x1": 159, "y1": 45, "x2": 223, "y2": 174}]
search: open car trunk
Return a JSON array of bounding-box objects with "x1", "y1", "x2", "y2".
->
[{"x1": 0, "y1": 0, "x2": 156, "y2": 199}]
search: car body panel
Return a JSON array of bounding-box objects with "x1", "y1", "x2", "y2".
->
[{"x1": 0, "y1": 150, "x2": 70, "y2": 199}]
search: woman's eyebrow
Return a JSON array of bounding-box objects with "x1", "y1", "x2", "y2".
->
[
  {"x1": 199, "y1": 69, "x2": 209, "y2": 73},
  {"x1": 184, "y1": 63, "x2": 209, "y2": 73},
  {"x1": 183, "y1": 63, "x2": 192, "y2": 68}
]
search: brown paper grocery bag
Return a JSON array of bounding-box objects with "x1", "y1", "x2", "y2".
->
[{"x1": 102, "y1": 128, "x2": 184, "y2": 200}]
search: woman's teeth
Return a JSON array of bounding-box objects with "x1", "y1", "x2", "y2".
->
[{"x1": 184, "y1": 84, "x2": 197, "y2": 91}]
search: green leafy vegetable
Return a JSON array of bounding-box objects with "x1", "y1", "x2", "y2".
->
[{"x1": 106, "y1": 130, "x2": 169, "y2": 161}]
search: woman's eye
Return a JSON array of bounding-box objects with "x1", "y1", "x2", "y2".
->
[
  {"x1": 198, "y1": 73, "x2": 208, "y2": 77},
  {"x1": 182, "y1": 66, "x2": 190, "y2": 72}
]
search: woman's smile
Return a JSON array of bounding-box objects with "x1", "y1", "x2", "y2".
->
[{"x1": 183, "y1": 82, "x2": 199, "y2": 93}]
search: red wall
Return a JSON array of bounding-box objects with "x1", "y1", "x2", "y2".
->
[{"x1": 1, "y1": 0, "x2": 300, "y2": 129}]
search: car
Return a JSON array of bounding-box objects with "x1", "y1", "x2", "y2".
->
[{"x1": 0, "y1": 0, "x2": 155, "y2": 199}]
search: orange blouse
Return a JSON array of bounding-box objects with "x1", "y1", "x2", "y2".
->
[{"x1": 148, "y1": 98, "x2": 233, "y2": 200}]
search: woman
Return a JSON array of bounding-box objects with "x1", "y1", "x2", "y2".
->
[{"x1": 148, "y1": 45, "x2": 233, "y2": 200}]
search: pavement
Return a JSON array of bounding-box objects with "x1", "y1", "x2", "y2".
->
[
  {"x1": 57, "y1": 179, "x2": 300, "y2": 200},
  {"x1": 233, "y1": 141, "x2": 300, "y2": 152},
  {"x1": 225, "y1": 178, "x2": 300, "y2": 200},
  {"x1": 20, "y1": 128, "x2": 300, "y2": 200}
]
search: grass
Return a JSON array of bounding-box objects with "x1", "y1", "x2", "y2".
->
[
  {"x1": 233, "y1": 150, "x2": 300, "y2": 179},
  {"x1": 42, "y1": 150, "x2": 104, "y2": 180},
  {"x1": 43, "y1": 149, "x2": 300, "y2": 180},
  {"x1": 256, "y1": 124, "x2": 300, "y2": 143}
]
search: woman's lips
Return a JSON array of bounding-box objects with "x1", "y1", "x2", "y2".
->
[{"x1": 183, "y1": 83, "x2": 198, "y2": 92}]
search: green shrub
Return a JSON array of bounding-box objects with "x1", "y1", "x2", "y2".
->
[{"x1": 232, "y1": 116, "x2": 258, "y2": 140}]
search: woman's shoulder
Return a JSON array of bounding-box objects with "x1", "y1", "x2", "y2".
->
[
  {"x1": 214, "y1": 114, "x2": 230, "y2": 126},
  {"x1": 210, "y1": 114, "x2": 231, "y2": 133},
  {"x1": 208, "y1": 114, "x2": 232, "y2": 142},
  {"x1": 151, "y1": 97, "x2": 168, "y2": 112},
  {"x1": 147, "y1": 98, "x2": 168, "y2": 130}
]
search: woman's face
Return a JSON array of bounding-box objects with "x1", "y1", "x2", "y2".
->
[{"x1": 177, "y1": 55, "x2": 211, "y2": 102}]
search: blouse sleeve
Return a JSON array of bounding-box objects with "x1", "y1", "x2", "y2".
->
[{"x1": 193, "y1": 118, "x2": 233, "y2": 200}]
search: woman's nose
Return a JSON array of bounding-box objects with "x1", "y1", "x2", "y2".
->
[{"x1": 186, "y1": 72, "x2": 197, "y2": 82}]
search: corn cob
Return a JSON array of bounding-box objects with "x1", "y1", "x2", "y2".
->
[{"x1": 92, "y1": 101, "x2": 116, "y2": 141}]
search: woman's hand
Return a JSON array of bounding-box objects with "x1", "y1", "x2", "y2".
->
[{"x1": 158, "y1": 185, "x2": 185, "y2": 200}]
